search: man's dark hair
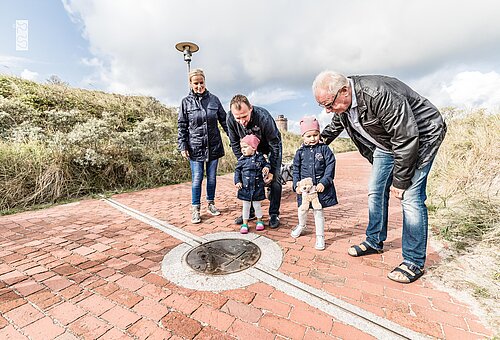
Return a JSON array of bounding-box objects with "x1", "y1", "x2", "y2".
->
[{"x1": 230, "y1": 94, "x2": 251, "y2": 111}]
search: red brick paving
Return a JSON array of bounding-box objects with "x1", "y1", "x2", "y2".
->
[{"x1": 0, "y1": 152, "x2": 494, "y2": 339}]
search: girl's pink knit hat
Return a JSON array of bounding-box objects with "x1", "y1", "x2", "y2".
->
[
  {"x1": 241, "y1": 134, "x2": 260, "y2": 150},
  {"x1": 300, "y1": 116, "x2": 320, "y2": 136}
]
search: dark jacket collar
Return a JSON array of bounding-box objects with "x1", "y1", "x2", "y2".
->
[{"x1": 189, "y1": 89, "x2": 210, "y2": 99}]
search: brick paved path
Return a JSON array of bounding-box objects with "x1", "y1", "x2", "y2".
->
[{"x1": 0, "y1": 152, "x2": 493, "y2": 339}]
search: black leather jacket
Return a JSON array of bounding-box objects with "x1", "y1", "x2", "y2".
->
[
  {"x1": 178, "y1": 90, "x2": 228, "y2": 162},
  {"x1": 321, "y1": 75, "x2": 447, "y2": 190}
]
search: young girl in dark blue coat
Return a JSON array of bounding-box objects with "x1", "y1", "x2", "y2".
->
[
  {"x1": 234, "y1": 134, "x2": 270, "y2": 234},
  {"x1": 291, "y1": 117, "x2": 338, "y2": 250}
]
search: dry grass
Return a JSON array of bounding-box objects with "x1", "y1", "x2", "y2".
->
[
  {"x1": 0, "y1": 75, "x2": 188, "y2": 213},
  {"x1": 428, "y1": 109, "x2": 500, "y2": 249}
]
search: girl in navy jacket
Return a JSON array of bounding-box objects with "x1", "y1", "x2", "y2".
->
[
  {"x1": 234, "y1": 134, "x2": 270, "y2": 234},
  {"x1": 291, "y1": 117, "x2": 338, "y2": 250}
]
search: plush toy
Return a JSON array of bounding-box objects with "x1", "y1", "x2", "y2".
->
[{"x1": 297, "y1": 177, "x2": 322, "y2": 212}]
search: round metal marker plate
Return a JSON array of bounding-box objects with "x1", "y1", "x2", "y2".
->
[{"x1": 186, "y1": 239, "x2": 261, "y2": 275}]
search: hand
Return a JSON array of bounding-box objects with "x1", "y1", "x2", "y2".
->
[
  {"x1": 390, "y1": 185, "x2": 405, "y2": 200},
  {"x1": 180, "y1": 150, "x2": 190, "y2": 160},
  {"x1": 235, "y1": 183, "x2": 242, "y2": 189},
  {"x1": 262, "y1": 167, "x2": 270, "y2": 176},
  {"x1": 316, "y1": 183, "x2": 325, "y2": 192},
  {"x1": 264, "y1": 173, "x2": 273, "y2": 184}
]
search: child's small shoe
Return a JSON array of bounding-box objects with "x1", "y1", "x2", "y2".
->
[
  {"x1": 315, "y1": 235, "x2": 325, "y2": 250},
  {"x1": 291, "y1": 225, "x2": 306, "y2": 238},
  {"x1": 240, "y1": 224, "x2": 249, "y2": 234},
  {"x1": 256, "y1": 221, "x2": 265, "y2": 231}
]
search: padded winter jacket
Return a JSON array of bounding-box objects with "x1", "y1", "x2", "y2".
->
[
  {"x1": 292, "y1": 143, "x2": 338, "y2": 208},
  {"x1": 234, "y1": 153, "x2": 270, "y2": 202},
  {"x1": 178, "y1": 90, "x2": 228, "y2": 161},
  {"x1": 321, "y1": 75, "x2": 446, "y2": 190},
  {"x1": 227, "y1": 106, "x2": 282, "y2": 175}
]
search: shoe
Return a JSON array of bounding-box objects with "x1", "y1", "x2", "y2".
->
[
  {"x1": 240, "y1": 224, "x2": 249, "y2": 234},
  {"x1": 387, "y1": 262, "x2": 424, "y2": 283},
  {"x1": 269, "y1": 214, "x2": 280, "y2": 229},
  {"x1": 256, "y1": 221, "x2": 265, "y2": 231},
  {"x1": 347, "y1": 241, "x2": 383, "y2": 257},
  {"x1": 207, "y1": 202, "x2": 221, "y2": 216},
  {"x1": 191, "y1": 206, "x2": 201, "y2": 224},
  {"x1": 315, "y1": 235, "x2": 325, "y2": 250},
  {"x1": 290, "y1": 225, "x2": 306, "y2": 238},
  {"x1": 235, "y1": 213, "x2": 256, "y2": 224}
]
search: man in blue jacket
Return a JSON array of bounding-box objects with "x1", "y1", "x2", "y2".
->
[
  {"x1": 313, "y1": 71, "x2": 446, "y2": 283},
  {"x1": 227, "y1": 95, "x2": 283, "y2": 229}
]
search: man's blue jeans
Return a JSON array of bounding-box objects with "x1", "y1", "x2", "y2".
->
[
  {"x1": 189, "y1": 159, "x2": 218, "y2": 206},
  {"x1": 365, "y1": 149, "x2": 434, "y2": 268}
]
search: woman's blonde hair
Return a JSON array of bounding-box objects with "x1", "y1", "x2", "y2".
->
[{"x1": 189, "y1": 68, "x2": 205, "y2": 82}]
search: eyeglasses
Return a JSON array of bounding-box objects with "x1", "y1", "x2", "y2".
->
[{"x1": 318, "y1": 89, "x2": 341, "y2": 110}]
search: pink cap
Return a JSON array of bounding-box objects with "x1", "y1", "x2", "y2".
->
[
  {"x1": 241, "y1": 134, "x2": 260, "y2": 150},
  {"x1": 300, "y1": 116, "x2": 320, "y2": 135}
]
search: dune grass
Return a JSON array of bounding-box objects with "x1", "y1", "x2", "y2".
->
[{"x1": 427, "y1": 109, "x2": 500, "y2": 250}]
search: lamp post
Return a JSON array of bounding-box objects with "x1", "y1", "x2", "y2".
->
[{"x1": 175, "y1": 41, "x2": 199, "y2": 76}]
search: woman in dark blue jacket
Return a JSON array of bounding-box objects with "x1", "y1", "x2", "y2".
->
[
  {"x1": 291, "y1": 117, "x2": 337, "y2": 250},
  {"x1": 178, "y1": 69, "x2": 228, "y2": 224}
]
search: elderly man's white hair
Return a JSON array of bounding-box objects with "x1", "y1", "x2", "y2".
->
[{"x1": 312, "y1": 71, "x2": 349, "y2": 95}]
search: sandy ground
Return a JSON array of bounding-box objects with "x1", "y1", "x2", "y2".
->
[{"x1": 428, "y1": 235, "x2": 500, "y2": 335}]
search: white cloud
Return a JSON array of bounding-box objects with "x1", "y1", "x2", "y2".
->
[
  {"x1": 0, "y1": 56, "x2": 33, "y2": 74},
  {"x1": 443, "y1": 71, "x2": 500, "y2": 111},
  {"x1": 247, "y1": 88, "x2": 300, "y2": 106},
  {"x1": 20, "y1": 68, "x2": 39, "y2": 81},
  {"x1": 62, "y1": 0, "x2": 500, "y2": 112},
  {"x1": 409, "y1": 69, "x2": 500, "y2": 113}
]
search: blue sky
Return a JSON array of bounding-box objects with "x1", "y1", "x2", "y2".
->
[
  {"x1": 2, "y1": 0, "x2": 500, "y2": 133},
  {"x1": 0, "y1": 0, "x2": 93, "y2": 85}
]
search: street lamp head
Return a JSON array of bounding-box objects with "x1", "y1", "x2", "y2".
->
[{"x1": 175, "y1": 41, "x2": 199, "y2": 63}]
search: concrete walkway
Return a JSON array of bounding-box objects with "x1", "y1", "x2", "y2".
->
[{"x1": 0, "y1": 152, "x2": 493, "y2": 339}]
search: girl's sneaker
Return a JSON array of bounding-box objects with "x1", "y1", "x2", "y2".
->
[
  {"x1": 240, "y1": 224, "x2": 249, "y2": 234},
  {"x1": 315, "y1": 235, "x2": 325, "y2": 250},
  {"x1": 291, "y1": 225, "x2": 306, "y2": 238},
  {"x1": 256, "y1": 221, "x2": 265, "y2": 231}
]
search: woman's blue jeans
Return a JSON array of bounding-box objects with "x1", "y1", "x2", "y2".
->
[
  {"x1": 189, "y1": 159, "x2": 218, "y2": 206},
  {"x1": 365, "y1": 149, "x2": 434, "y2": 268}
]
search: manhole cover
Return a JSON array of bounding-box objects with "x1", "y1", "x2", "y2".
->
[{"x1": 186, "y1": 239, "x2": 261, "y2": 275}]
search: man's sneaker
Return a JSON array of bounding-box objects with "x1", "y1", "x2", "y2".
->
[
  {"x1": 207, "y1": 202, "x2": 221, "y2": 216},
  {"x1": 235, "y1": 213, "x2": 256, "y2": 224},
  {"x1": 315, "y1": 235, "x2": 325, "y2": 250},
  {"x1": 191, "y1": 206, "x2": 201, "y2": 224},
  {"x1": 240, "y1": 224, "x2": 249, "y2": 234},
  {"x1": 269, "y1": 214, "x2": 280, "y2": 229},
  {"x1": 291, "y1": 225, "x2": 306, "y2": 238}
]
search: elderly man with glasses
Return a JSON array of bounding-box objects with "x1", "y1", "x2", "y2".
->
[{"x1": 312, "y1": 71, "x2": 446, "y2": 283}]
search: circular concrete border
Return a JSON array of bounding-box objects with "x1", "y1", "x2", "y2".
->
[{"x1": 161, "y1": 232, "x2": 283, "y2": 291}]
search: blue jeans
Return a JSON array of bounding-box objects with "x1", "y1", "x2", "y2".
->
[
  {"x1": 365, "y1": 149, "x2": 434, "y2": 268},
  {"x1": 189, "y1": 159, "x2": 218, "y2": 206}
]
